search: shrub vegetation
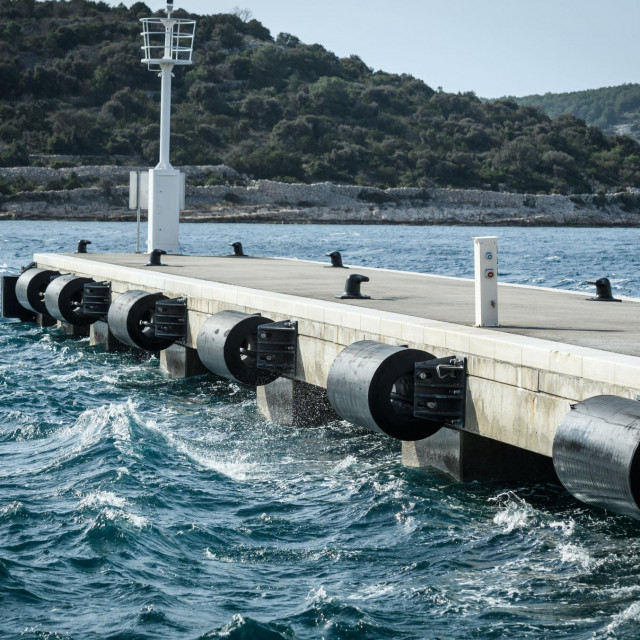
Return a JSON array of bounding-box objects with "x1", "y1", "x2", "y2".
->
[{"x1": 1, "y1": 0, "x2": 640, "y2": 194}]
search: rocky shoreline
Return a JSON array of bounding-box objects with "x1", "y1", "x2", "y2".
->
[{"x1": 2, "y1": 165, "x2": 640, "y2": 226}]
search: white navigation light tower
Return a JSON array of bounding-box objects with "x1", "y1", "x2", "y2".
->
[{"x1": 140, "y1": 1, "x2": 196, "y2": 253}]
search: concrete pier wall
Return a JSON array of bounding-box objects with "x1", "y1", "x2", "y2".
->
[{"x1": 33, "y1": 253, "x2": 640, "y2": 465}]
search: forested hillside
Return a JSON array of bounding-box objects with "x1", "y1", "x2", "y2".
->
[
  {"x1": 2, "y1": 0, "x2": 640, "y2": 194},
  {"x1": 514, "y1": 84, "x2": 640, "y2": 142}
]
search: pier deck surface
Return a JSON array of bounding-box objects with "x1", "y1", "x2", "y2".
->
[{"x1": 53, "y1": 253, "x2": 640, "y2": 358}]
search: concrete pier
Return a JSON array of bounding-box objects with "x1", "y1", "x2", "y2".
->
[
  {"x1": 37, "y1": 313, "x2": 57, "y2": 328},
  {"x1": 57, "y1": 321, "x2": 89, "y2": 337},
  {"x1": 90, "y1": 320, "x2": 127, "y2": 352},
  {"x1": 256, "y1": 378, "x2": 337, "y2": 427},
  {"x1": 31, "y1": 252, "x2": 640, "y2": 481},
  {"x1": 160, "y1": 343, "x2": 208, "y2": 379}
]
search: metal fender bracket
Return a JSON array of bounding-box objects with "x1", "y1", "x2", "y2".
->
[
  {"x1": 154, "y1": 297, "x2": 188, "y2": 340},
  {"x1": 82, "y1": 281, "x2": 111, "y2": 318},
  {"x1": 256, "y1": 320, "x2": 298, "y2": 376},
  {"x1": 414, "y1": 356, "x2": 467, "y2": 428}
]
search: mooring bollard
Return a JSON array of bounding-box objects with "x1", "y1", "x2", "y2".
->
[
  {"x1": 325, "y1": 251, "x2": 346, "y2": 268},
  {"x1": 587, "y1": 277, "x2": 621, "y2": 302},
  {"x1": 76, "y1": 240, "x2": 91, "y2": 254},
  {"x1": 229, "y1": 242, "x2": 246, "y2": 257},
  {"x1": 145, "y1": 249, "x2": 167, "y2": 266},
  {"x1": 336, "y1": 274, "x2": 371, "y2": 299}
]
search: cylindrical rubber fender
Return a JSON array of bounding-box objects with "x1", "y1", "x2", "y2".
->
[
  {"x1": 107, "y1": 290, "x2": 174, "y2": 351},
  {"x1": 196, "y1": 310, "x2": 280, "y2": 386},
  {"x1": 553, "y1": 395, "x2": 640, "y2": 520},
  {"x1": 326, "y1": 340, "x2": 443, "y2": 441},
  {"x1": 44, "y1": 274, "x2": 97, "y2": 325},
  {"x1": 15, "y1": 268, "x2": 60, "y2": 315}
]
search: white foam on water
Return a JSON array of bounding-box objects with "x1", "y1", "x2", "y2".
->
[
  {"x1": 348, "y1": 583, "x2": 395, "y2": 601},
  {"x1": 185, "y1": 449, "x2": 258, "y2": 481},
  {"x1": 186, "y1": 435, "x2": 260, "y2": 479},
  {"x1": 603, "y1": 601, "x2": 640, "y2": 637},
  {"x1": 49, "y1": 400, "x2": 139, "y2": 468},
  {"x1": 103, "y1": 507, "x2": 148, "y2": 529},
  {"x1": 19, "y1": 628, "x2": 70, "y2": 640},
  {"x1": 98, "y1": 374, "x2": 119, "y2": 384},
  {"x1": 40, "y1": 341, "x2": 85, "y2": 366},
  {"x1": 154, "y1": 424, "x2": 260, "y2": 481},
  {"x1": 549, "y1": 519, "x2": 575, "y2": 537},
  {"x1": 492, "y1": 492, "x2": 535, "y2": 533},
  {"x1": 395, "y1": 511, "x2": 418, "y2": 534},
  {"x1": 6, "y1": 409, "x2": 30, "y2": 421},
  {"x1": 50, "y1": 368, "x2": 93, "y2": 383},
  {"x1": 306, "y1": 585, "x2": 328, "y2": 602},
  {"x1": 373, "y1": 477, "x2": 406, "y2": 498},
  {"x1": 109, "y1": 402, "x2": 134, "y2": 445},
  {"x1": 204, "y1": 548, "x2": 233, "y2": 563},
  {"x1": 557, "y1": 543, "x2": 599, "y2": 572},
  {"x1": 9, "y1": 421, "x2": 41, "y2": 442},
  {"x1": 86, "y1": 507, "x2": 149, "y2": 531},
  {"x1": 142, "y1": 412, "x2": 262, "y2": 481},
  {"x1": 78, "y1": 491, "x2": 127, "y2": 509},
  {"x1": 331, "y1": 455, "x2": 358, "y2": 474},
  {"x1": 306, "y1": 547, "x2": 348, "y2": 563},
  {"x1": 0, "y1": 501, "x2": 23, "y2": 517},
  {"x1": 597, "y1": 584, "x2": 640, "y2": 599}
]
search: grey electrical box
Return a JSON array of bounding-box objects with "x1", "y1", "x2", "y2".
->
[{"x1": 129, "y1": 171, "x2": 149, "y2": 210}]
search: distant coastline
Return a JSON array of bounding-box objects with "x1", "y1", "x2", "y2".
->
[{"x1": 2, "y1": 165, "x2": 640, "y2": 226}]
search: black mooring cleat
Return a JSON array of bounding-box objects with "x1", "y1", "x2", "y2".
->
[
  {"x1": 76, "y1": 239, "x2": 91, "y2": 254},
  {"x1": 145, "y1": 249, "x2": 167, "y2": 266},
  {"x1": 587, "y1": 277, "x2": 621, "y2": 302},
  {"x1": 325, "y1": 251, "x2": 347, "y2": 268},
  {"x1": 229, "y1": 242, "x2": 246, "y2": 257},
  {"x1": 336, "y1": 274, "x2": 371, "y2": 299}
]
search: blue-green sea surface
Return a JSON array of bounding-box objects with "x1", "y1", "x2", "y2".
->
[{"x1": 1, "y1": 221, "x2": 640, "y2": 640}]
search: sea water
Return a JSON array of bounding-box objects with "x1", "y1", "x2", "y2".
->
[{"x1": 1, "y1": 221, "x2": 640, "y2": 640}]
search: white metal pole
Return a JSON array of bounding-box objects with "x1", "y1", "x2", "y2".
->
[
  {"x1": 136, "y1": 170, "x2": 141, "y2": 253},
  {"x1": 157, "y1": 62, "x2": 173, "y2": 170},
  {"x1": 157, "y1": 18, "x2": 175, "y2": 170}
]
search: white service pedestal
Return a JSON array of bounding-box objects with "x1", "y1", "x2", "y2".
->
[
  {"x1": 148, "y1": 168, "x2": 181, "y2": 253},
  {"x1": 473, "y1": 236, "x2": 499, "y2": 327}
]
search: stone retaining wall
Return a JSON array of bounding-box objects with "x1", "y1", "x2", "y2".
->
[{"x1": 1, "y1": 166, "x2": 639, "y2": 225}]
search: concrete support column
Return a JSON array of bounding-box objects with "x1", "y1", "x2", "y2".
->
[
  {"x1": 37, "y1": 314, "x2": 56, "y2": 328},
  {"x1": 402, "y1": 429, "x2": 557, "y2": 482},
  {"x1": 90, "y1": 320, "x2": 127, "y2": 352},
  {"x1": 57, "y1": 321, "x2": 89, "y2": 337},
  {"x1": 159, "y1": 343, "x2": 207, "y2": 379},
  {"x1": 257, "y1": 378, "x2": 339, "y2": 427}
]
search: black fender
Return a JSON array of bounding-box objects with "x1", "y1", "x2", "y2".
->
[
  {"x1": 107, "y1": 290, "x2": 175, "y2": 351},
  {"x1": 553, "y1": 395, "x2": 640, "y2": 520},
  {"x1": 327, "y1": 340, "x2": 443, "y2": 441},
  {"x1": 15, "y1": 268, "x2": 60, "y2": 315},
  {"x1": 44, "y1": 274, "x2": 97, "y2": 325},
  {"x1": 196, "y1": 310, "x2": 280, "y2": 386}
]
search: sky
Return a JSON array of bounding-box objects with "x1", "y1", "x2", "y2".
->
[{"x1": 106, "y1": 0, "x2": 640, "y2": 98}]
